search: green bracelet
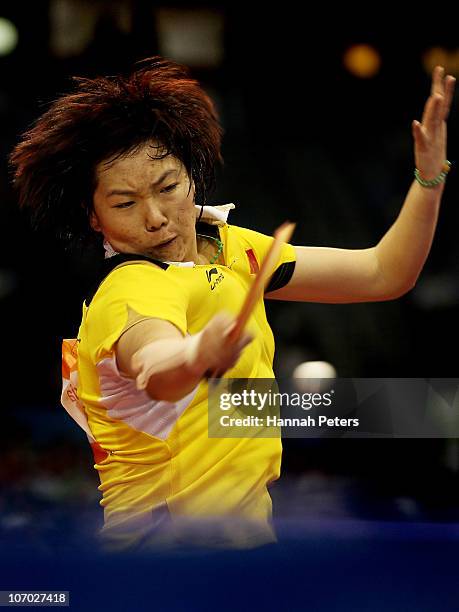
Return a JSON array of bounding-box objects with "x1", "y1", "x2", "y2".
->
[{"x1": 414, "y1": 160, "x2": 452, "y2": 188}]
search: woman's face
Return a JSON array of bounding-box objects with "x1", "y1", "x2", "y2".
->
[{"x1": 91, "y1": 143, "x2": 198, "y2": 262}]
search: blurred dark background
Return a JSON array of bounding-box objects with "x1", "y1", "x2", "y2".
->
[{"x1": 1, "y1": 0, "x2": 459, "y2": 562}]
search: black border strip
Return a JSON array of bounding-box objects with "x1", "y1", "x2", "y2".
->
[
  {"x1": 85, "y1": 253, "x2": 169, "y2": 307},
  {"x1": 265, "y1": 261, "x2": 296, "y2": 294}
]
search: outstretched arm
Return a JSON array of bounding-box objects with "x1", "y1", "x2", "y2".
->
[
  {"x1": 116, "y1": 313, "x2": 252, "y2": 402},
  {"x1": 267, "y1": 66, "x2": 456, "y2": 304}
]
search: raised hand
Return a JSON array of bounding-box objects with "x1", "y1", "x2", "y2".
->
[{"x1": 412, "y1": 66, "x2": 456, "y2": 181}]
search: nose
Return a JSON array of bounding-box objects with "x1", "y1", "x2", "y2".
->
[{"x1": 144, "y1": 199, "x2": 168, "y2": 231}]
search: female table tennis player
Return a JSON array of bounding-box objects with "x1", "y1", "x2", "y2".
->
[{"x1": 10, "y1": 57, "x2": 455, "y2": 550}]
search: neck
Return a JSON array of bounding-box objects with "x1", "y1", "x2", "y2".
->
[{"x1": 196, "y1": 233, "x2": 223, "y2": 265}]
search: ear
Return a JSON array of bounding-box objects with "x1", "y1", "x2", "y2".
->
[{"x1": 89, "y1": 210, "x2": 101, "y2": 233}]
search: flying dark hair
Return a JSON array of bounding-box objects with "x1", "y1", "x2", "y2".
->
[{"x1": 9, "y1": 56, "x2": 223, "y2": 247}]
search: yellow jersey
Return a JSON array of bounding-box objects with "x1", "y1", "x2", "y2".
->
[{"x1": 73, "y1": 223, "x2": 295, "y2": 549}]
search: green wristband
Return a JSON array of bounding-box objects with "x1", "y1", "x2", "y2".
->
[{"x1": 414, "y1": 160, "x2": 452, "y2": 188}]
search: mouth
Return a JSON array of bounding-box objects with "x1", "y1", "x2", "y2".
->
[{"x1": 155, "y1": 236, "x2": 177, "y2": 249}]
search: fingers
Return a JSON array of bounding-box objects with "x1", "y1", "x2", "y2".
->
[
  {"x1": 412, "y1": 119, "x2": 424, "y2": 149},
  {"x1": 442, "y1": 74, "x2": 456, "y2": 120},
  {"x1": 198, "y1": 312, "x2": 253, "y2": 378},
  {"x1": 208, "y1": 311, "x2": 234, "y2": 334},
  {"x1": 198, "y1": 311, "x2": 254, "y2": 377},
  {"x1": 423, "y1": 66, "x2": 456, "y2": 128},
  {"x1": 430, "y1": 65, "x2": 444, "y2": 96},
  {"x1": 422, "y1": 92, "x2": 444, "y2": 133},
  {"x1": 236, "y1": 331, "x2": 254, "y2": 352}
]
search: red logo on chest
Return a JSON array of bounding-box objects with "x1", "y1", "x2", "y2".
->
[{"x1": 245, "y1": 249, "x2": 259, "y2": 274}]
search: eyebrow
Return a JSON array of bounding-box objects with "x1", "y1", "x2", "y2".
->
[{"x1": 106, "y1": 169, "x2": 178, "y2": 197}]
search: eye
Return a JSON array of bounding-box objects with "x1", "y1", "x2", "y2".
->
[
  {"x1": 113, "y1": 201, "x2": 135, "y2": 209},
  {"x1": 160, "y1": 182, "x2": 179, "y2": 194}
]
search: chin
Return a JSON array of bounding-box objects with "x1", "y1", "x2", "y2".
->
[{"x1": 148, "y1": 247, "x2": 183, "y2": 262}]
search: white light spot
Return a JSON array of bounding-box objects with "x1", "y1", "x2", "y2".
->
[
  {"x1": 292, "y1": 361, "x2": 337, "y2": 392},
  {"x1": 0, "y1": 17, "x2": 18, "y2": 56}
]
